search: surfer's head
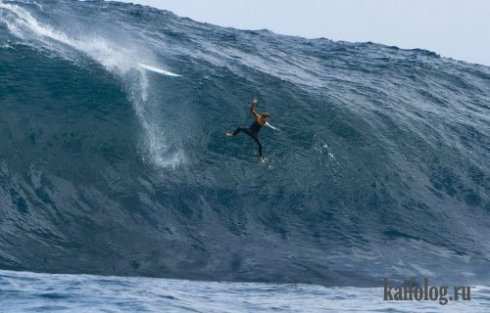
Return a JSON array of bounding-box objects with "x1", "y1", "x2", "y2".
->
[{"x1": 261, "y1": 112, "x2": 270, "y2": 119}]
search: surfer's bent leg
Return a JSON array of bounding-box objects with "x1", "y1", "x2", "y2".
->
[
  {"x1": 250, "y1": 135, "x2": 263, "y2": 157},
  {"x1": 232, "y1": 127, "x2": 248, "y2": 136},
  {"x1": 229, "y1": 127, "x2": 263, "y2": 157}
]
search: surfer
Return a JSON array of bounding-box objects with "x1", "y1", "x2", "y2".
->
[{"x1": 225, "y1": 97, "x2": 276, "y2": 159}]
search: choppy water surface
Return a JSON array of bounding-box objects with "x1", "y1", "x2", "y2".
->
[{"x1": 1, "y1": 270, "x2": 489, "y2": 313}]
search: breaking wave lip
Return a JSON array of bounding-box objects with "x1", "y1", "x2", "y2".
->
[{"x1": 0, "y1": 0, "x2": 184, "y2": 168}]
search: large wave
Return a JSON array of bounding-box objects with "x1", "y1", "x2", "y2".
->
[{"x1": 0, "y1": 0, "x2": 489, "y2": 286}]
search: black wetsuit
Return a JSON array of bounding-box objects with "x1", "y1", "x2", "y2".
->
[{"x1": 232, "y1": 121, "x2": 263, "y2": 157}]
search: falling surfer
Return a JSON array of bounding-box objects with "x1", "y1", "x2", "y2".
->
[{"x1": 225, "y1": 97, "x2": 279, "y2": 161}]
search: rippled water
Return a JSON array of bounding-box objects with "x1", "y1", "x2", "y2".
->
[{"x1": 0, "y1": 270, "x2": 488, "y2": 313}]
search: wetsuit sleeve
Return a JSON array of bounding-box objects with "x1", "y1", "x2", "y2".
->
[{"x1": 250, "y1": 102, "x2": 259, "y2": 118}]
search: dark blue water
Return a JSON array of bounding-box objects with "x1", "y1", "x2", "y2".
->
[{"x1": 0, "y1": 0, "x2": 489, "y2": 288}]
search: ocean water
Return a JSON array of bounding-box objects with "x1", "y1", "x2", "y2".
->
[
  {"x1": 0, "y1": 0, "x2": 489, "y2": 311},
  {"x1": 1, "y1": 270, "x2": 489, "y2": 313}
]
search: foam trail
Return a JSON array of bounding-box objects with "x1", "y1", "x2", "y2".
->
[{"x1": 131, "y1": 71, "x2": 186, "y2": 168}]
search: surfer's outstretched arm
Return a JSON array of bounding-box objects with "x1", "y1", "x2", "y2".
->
[{"x1": 250, "y1": 97, "x2": 259, "y2": 118}]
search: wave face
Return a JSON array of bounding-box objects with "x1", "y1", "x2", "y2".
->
[{"x1": 0, "y1": 0, "x2": 489, "y2": 286}]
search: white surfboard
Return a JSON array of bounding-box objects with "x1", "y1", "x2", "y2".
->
[
  {"x1": 138, "y1": 63, "x2": 181, "y2": 77},
  {"x1": 265, "y1": 121, "x2": 280, "y2": 131}
]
